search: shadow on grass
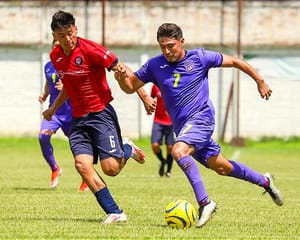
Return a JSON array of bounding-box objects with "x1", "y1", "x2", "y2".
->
[
  {"x1": 3, "y1": 215, "x2": 100, "y2": 223},
  {"x1": 12, "y1": 187, "x2": 55, "y2": 191}
]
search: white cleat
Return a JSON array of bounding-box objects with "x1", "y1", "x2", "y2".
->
[
  {"x1": 195, "y1": 200, "x2": 217, "y2": 228},
  {"x1": 102, "y1": 212, "x2": 128, "y2": 224},
  {"x1": 123, "y1": 137, "x2": 145, "y2": 164},
  {"x1": 263, "y1": 173, "x2": 283, "y2": 206}
]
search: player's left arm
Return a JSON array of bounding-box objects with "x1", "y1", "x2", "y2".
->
[
  {"x1": 136, "y1": 87, "x2": 157, "y2": 115},
  {"x1": 221, "y1": 54, "x2": 272, "y2": 100}
]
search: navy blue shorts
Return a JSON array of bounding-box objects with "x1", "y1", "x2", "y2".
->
[
  {"x1": 69, "y1": 104, "x2": 124, "y2": 162},
  {"x1": 151, "y1": 122, "x2": 175, "y2": 145}
]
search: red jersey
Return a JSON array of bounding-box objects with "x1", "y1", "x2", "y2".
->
[
  {"x1": 151, "y1": 84, "x2": 172, "y2": 125},
  {"x1": 50, "y1": 37, "x2": 117, "y2": 117}
]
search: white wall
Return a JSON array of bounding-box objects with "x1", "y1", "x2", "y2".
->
[{"x1": 0, "y1": 48, "x2": 299, "y2": 139}]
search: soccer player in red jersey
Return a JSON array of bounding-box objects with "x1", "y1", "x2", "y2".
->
[
  {"x1": 150, "y1": 84, "x2": 174, "y2": 177},
  {"x1": 43, "y1": 10, "x2": 154, "y2": 224}
]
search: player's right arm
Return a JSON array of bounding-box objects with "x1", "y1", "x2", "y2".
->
[
  {"x1": 43, "y1": 87, "x2": 69, "y2": 120},
  {"x1": 113, "y1": 61, "x2": 144, "y2": 94},
  {"x1": 38, "y1": 81, "x2": 50, "y2": 104},
  {"x1": 221, "y1": 54, "x2": 272, "y2": 100}
]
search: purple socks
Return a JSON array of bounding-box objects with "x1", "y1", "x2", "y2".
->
[
  {"x1": 228, "y1": 160, "x2": 268, "y2": 187},
  {"x1": 38, "y1": 133, "x2": 58, "y2": 171},
  {"x1": 177, "y1": 156, "x2": 209, "y2": 205}
]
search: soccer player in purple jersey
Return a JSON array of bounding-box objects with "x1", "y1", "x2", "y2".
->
[
  {"x1": 115, "y1": 23, "x2": 283, "y2": 228},
  {"x1": 38, "y1": 40, "x2": 72, "y2": 188}
]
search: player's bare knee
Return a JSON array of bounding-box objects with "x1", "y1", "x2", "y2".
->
[
  {"x1": 171, "y1": 148, "x2": 182, "y2": 161},
  {"x1": 215, "y1": 168, "x2": 230, "y2": 176},
  {"x1": 211, "y1": 165, "x2": 232, "y2": 176},
  {"x1": 75, "y1": 161, "x2": 85, "y2": 174},
  {"x1": 39, "y1": 129, "x2": 54, "y2": 136},
  {"x1": 38, "y1": 132, "x2": 52, "y2": 144},
  {"x1": 103, "y1": 166, "x2": 120, "y2": 176}
]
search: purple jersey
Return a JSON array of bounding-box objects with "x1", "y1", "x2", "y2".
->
[
  {"x1": 44, "y1": 61, "x2": 72, "y2": 116},
  {"x1": 135, "y1": 48, "x2": 223, "y2": 134}
]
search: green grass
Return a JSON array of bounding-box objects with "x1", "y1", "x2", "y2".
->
[{"x1": 0, "y1": 136, "x2": 299, "y2": 239}]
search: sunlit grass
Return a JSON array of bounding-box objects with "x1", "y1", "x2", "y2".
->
[{"x1": 0, "y1": 136, "x2": 299, "y2": 239}]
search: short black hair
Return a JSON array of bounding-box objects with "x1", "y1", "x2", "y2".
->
[
  {"x1": 51, "y1": 10, "x2": 75, "y2": 31},
  {"x1": 156, "y1": 23, "x2": 183, "y2": 42}
]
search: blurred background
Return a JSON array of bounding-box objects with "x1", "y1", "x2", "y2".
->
[{"x1": 0, "y1": 0, "x2": 299, "y2": 141}]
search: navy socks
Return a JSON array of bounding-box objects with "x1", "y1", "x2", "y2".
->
[{"x1": 95, "y1": 187, "x2": 122, "y2": 214}]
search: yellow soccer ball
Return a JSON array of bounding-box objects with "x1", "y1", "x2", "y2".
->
[{"x1": 164, "y1": 199, "x2": 198, "y2": 228}]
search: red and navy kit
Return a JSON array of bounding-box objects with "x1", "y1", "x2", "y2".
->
[
  {"x1": 50, "y1": 37, "x2": 117, "y2": 117},
  {"x1": 151, "y1": 84, "x2": 172, "y2": 126}
]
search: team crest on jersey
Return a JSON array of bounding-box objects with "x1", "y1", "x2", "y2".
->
[
  {"x1": 75, "y1": 56, "x2": 83, "y2": 65},
  {"x1": 185, "y1": 60, "x2": 194, "y2": 71}
]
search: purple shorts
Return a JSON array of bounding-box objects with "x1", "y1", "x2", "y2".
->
[
  {"x1": 176, "y1": 116, "x2": 221, "y2": 168},
  {"x1": 69, "y1": 104, "x2": 124, "y2": 161},
  {"x1": 151, "y1": 122, "x2": 175, "y2": 145},
  {"x1": 40, "y1": 114, "x2": 71, "y2": 137}
]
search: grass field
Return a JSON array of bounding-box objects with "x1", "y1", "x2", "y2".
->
[{"x1": 0, "y1": 136, "x2": 299, "y2": 239}]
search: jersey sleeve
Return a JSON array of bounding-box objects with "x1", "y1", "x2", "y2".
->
[
  {"x1": 196, "y1": 48, "x2": 223, "y2": 70},
  {"x1": 134, "y1": 61, "x2": 153, "y2": 84},
  {"x1": 84, "y1": 39, "x2": 118, "y2": 70}
]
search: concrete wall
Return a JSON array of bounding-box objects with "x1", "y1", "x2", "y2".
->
[
  {"x1": 0, "y1": 1, "x2": 299, "y2": 140},
  {"x1": 0, "y1": 1, "x2": 299, "y2": 47},
  {"x1": 1, "y1": 47, "x2": 299, "y2": 140}
]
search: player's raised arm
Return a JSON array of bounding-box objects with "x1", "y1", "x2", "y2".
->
[
  {"x1": 112, "y1": 61, "x2": 144, "y2": 94},
  {"x1": 221, "y1": 54, "x2": 272, "y2": 100}
]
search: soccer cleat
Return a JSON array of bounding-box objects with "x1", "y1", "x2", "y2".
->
[
  {"x1": 263, "y1": 173, "x2": 283, "y2": 206},
  {"x1": 195, "y1": 200, "x2": 216, "y2": 228},
  {"x1": 102, "y1": 212, "x2": 128, "y2": 224},
  {"x1": 165, "y1": 172, "x2": 171, "y2": 178},
  {"x1": 79, "y1": 180, "x2": 89, "y2": 192},
  {"x1": 123, "y1": 137, "x2": 145, "y2": 164},
  {"x1": 50, "y1": 167, "x2": 62, "y2": 188}
]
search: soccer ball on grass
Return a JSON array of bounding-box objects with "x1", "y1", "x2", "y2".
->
[{"x1": 164, "y1": 199, "x2": 198, "y2": 228}]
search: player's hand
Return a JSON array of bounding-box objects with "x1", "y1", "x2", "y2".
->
[
  {"x1": 143, "y1": 96, "x2": 157, "y2": 115},
  {"x1": 257, "y1": 80, "x2": 272, "y2": 100},
  {"x1": 43, "y1": 108, "x2": 54, "y2": 121},
  {"x1": 55, "y1": 80, "x2": 63, "y2": 91},
  {"x1": 38, "y1": 94, "x2": 46, "y2": 103},
  {"x1": 113, "y1": 62, "x2": 129, "y2": 81}
]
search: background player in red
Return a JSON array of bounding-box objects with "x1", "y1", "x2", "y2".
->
[
  {"x1": 39, "y1": 39, "x2": 88, "y2": 191},
  {"x1": 43, "y1": 10, "x2": 151, "y2": 224},
  {"x1": 150, "y1": 84, "x2": 174, "y2": 177}
]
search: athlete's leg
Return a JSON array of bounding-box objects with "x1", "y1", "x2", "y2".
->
[
  {"x1": 75, "y1": 154, "x2": 122, "y2": 214},
  {"x1": 165, "y1": 125, "x2": 174, "y2": 175},
  {"x1": 165, "y1": 144, "x2": 173, "y2": 175},
  {"x1": 207, "y1": 153, "x2": 268, "y2": 187},
  {"x1": 151, "y1": 122, "x2": 166, "y2": 176},
  {"x1": 172, "y1": 141, "x2": 209, "y2": 205},
  {"x1": 206, "y1": 152, "x2": 283, "y2": 205},
  {"x1": 38, "y1": 118, "x2": 60, "y2": 171}
]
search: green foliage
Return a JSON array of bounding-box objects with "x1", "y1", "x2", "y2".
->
[{"x1": 0, "y1": 136, "x2": 299, "y2": 239}]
